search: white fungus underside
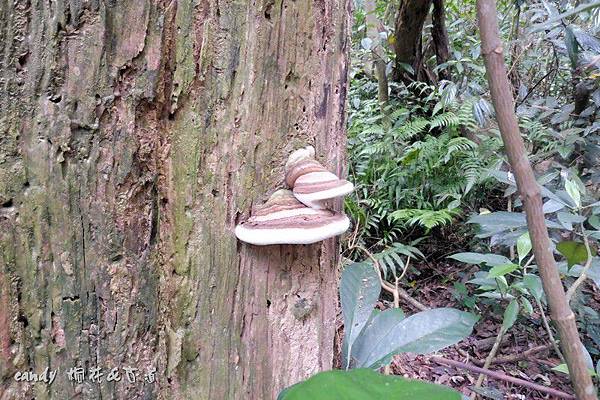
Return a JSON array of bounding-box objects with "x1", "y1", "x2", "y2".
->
[
  {"x1": 294, "y1": 181, "x2": 355, "y2": 209},
  {"x1": 296, "y1": 171, "x2": 339, "y2": 182},
  {"x1": 234, "y1": 215, "x2": 350, "y2": 245},
  {"x1": 252, "y1": 207, "x2": 322, "y2": 222}
]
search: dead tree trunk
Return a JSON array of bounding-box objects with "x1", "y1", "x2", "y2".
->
[{"x1": 0, "y1": 1, "x2": 350, "y2": 399}]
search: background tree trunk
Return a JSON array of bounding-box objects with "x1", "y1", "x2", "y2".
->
[
  {"x1": 0, "y1": 1, "x2": 350, "y2": 399},
  {"x1": 432, "y1": 0, "x2": 451, "y2": 81},
  {"x1": 393, "y1": 0, "x2": 432, "y2": 82},
  {"x1": 364, "y1": 0, "x2": 389, "y2": 119}
]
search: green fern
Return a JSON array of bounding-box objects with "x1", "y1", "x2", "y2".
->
[
  {"x1": 390, "y1": 208, "x2": 459, "y2": 230},
  {"x1": 372, "y1": 242, "x2": 425, "y2": 279},
  {"x1": 347, "y1": 77, "x2": 503, "y2": 245}
]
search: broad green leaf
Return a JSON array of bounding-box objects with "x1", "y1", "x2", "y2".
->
[
  {"x1": 551, "y1": 363, "x2": 570, "y2": 375},
  {"x1": 556, "y1": 241, "x2": 592, "y2": 268},
  {"x1": 496, "y1": 275, "x2": 509, "y2": 293},
  {"x1": 501, "y1": 299, "x2": 519, "y2": 333},
  {"x1": 340, "y1": 263, "x2": 381, "y2": 367},
  {"x1": 552, "y1": 364, "x2": 597, "y2": 377},
  {"x1": 562, "y1": 258, "x2": 600, "y2": 289},
  {"x1": 468, "y1": 212, "x2": 561, "y2": 238},
  {"x1": 543, "y1": 199, "x2": 565, "y2": 214},
  {"x1": 478, "y1": 292, "x2": 515, "y2": 300},
  {"x1": 360, "y1": 38, "x2": 373, "y2": 50},
  {"x1": 350, "y1": 308, "x2": 405, "y2": 368},
  {"x1": 449, "y1": 252, "x2": 511, "y2": 267},
  {"x1": 589, "y1": 215, "x2": 600, "y2": 230},
  {"x1": 565, "y1": 26, "x2": 579, "y2": 69},
  {"x1": 352, "y1": 308, "x2": 477, "y2": 369},
  {"x1": 277, "y1": 369, "x2": 462, "y2": 400},
  {"x1": 565, "y1": 179, "x2": 581, "y2": 208},
  {"x1": 517, "y1": 232, "x2": 532, "y2": 264},
  {"x1": 487, "y1": 263, "x2": 519, "y2": 278},
  {"x1": 581, "y1": 343, "x2": 595, "y2": 371},
  {"x1": 523, "y1": 274, "x2": 543, "y2": 301},
  {"x1": 521, "y1": 297, "x2": 534, "y2": 315},
  {"x1": 557, "y1": 211, "x2": 586, "y2": 231}
]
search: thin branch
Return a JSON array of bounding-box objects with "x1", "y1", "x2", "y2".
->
[
  {"x1": 535, "y1": 296, "x2": 566, "y2": 363},
  {"x1": 472, "y1": 344, "x2": 552, "y2": 366},
  {"x1": 470, "y1": 327, "x2": 504, "y2": 399},
  {"x1": 566, "y1": 222, "x2": 594, "y2": 303},
  {"x1": 476, "y1": 0, "x2": 596, "y2": 396},
  {"x1": 516, "y1": 68, "x2": 556, "y2": 108},
  {"x1": 431, "y1": 356, "x2": 576, "y2": 399}
]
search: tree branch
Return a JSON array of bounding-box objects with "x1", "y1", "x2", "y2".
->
[
  {"x1": 431, "y1": 356, "x2": 576, "y2": 399},
  {"x1": 476, "y1": 1, "x2": 597, "y2": 398}
]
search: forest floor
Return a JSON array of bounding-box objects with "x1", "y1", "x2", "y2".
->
[{"x1": 383, "y1": 258, "x2": 600, "y2": 400}]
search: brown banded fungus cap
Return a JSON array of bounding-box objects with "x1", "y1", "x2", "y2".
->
[
  {"x1": 234, "y1": 189, "x2": 350, "y2": 245},
  {"x1": 285, "y1": 146, "x2": 354, "y2": 209}
]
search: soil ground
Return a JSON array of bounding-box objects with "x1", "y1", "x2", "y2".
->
[{"x1": 382, "y1": 259, "x2": 600, "y2": 399}]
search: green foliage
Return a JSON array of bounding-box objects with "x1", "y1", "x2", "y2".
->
[
  {"x1": 557, "y1": 240, "x2": 595, "y2": 268},
  {"x1": 451, "y1": 167, "x2": 600, "y2": 361},
  {"x1": 347, "y1": 79, "x2": 503, "y2": 247},
  {"x1": 372, "y1": 241, "x2": 424, "y2": 279},
  {"x1": 340, "y1": 262, "x2": 382, "y2": 364},
  {"x1": 277, "y1": 369, "x2": 462, "y2": 400},
  {"x1": 340, "y1": 263, "x2": 477, "y2": 370},
  {"x1": 347, "y1": 0, "x2": 600, "y2": 388}
]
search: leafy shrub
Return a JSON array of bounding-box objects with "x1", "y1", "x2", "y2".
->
[
  {"x1": 277, "y1": 262, "x2": 476, "y2": 400},
  {"x1": 346, "y1": 79, "x2": 502, "y2": 247},
  {"x1": 340, "y1": 262, "x2": 477, "y2": 369}
]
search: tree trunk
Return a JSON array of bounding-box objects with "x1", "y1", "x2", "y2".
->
[
  {"x1": 0, "y1": 1, "x2": 350, "y2": 399},
  {"x1": 364, "y1": 0, "x2": 389, "y2": 117},
  {"x1": 393, "y1": 0, "x2": 432, "y2": 82},
  {"x1": 432, "y1": 0, "x2": 451, "y2": 81},
  {"x1": 476, "y1": 1, "x2": 597, "y2": 399}
]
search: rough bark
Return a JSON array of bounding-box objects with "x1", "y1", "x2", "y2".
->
[
  {"x1": 432, "y1": 0, "x2": 451, "y2": 81},
  {"x1": 476, "y1": 1, "x2": 597, "y2": 399},
  {"x1": 393, "y1": 0, "x2": 432, "y2": 82},
  {"x1": 0, "y1": 1, "x2": 350, "y2": 399}
]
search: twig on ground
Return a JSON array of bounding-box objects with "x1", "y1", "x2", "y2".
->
[
  {"x1": 475, "y1": 333, "x2": 525, "y2": 350},
  {"x1": 431, "y1": 356, "x2": 576, "y2": 399},
  {"x1": 472, "y1": 344, "x2": 552, "y2": 366},
  {"x1": 471, "y1": 328, "x2": 504, "y2": 399}
]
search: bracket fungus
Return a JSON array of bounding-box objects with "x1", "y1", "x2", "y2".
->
[
  {"x1": 284, "y1": 146, "x2": 354, "y2": 209},
  {"x1": 234, "y1": 190, "x2": 350, "y2": 245},
  {"x1": 235, "y1": 146, "x2": 354, "y2": 246}
]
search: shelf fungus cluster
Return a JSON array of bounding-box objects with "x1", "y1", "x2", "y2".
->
[{"x1": 235, "y1": 146, "x2": 354, "y2": 245}]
